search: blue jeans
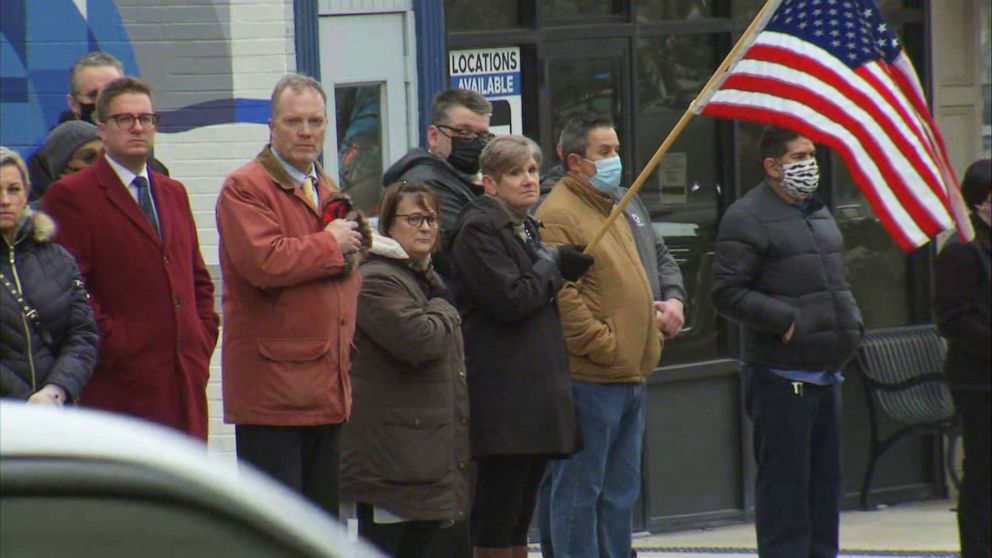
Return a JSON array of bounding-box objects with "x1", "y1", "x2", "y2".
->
[{"x1": 539, "y1": 380, "x2": 646, "y2": 558}]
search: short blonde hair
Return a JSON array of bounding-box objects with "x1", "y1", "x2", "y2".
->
[
  {"x1": 0, "y1": 146, "x2": 30, "y2": 194},
  {"x1": 479, "y1": 135, "x2": 542, "y2": 181}
]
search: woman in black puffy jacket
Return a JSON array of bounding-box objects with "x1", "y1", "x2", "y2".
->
[{"x1": 1, "y1": 146, "x2": 98, "y2": 404}]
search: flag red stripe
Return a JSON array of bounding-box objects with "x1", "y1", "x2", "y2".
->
[
  {"x1": 890, "y1": 55, "x2": 972, "y2": 240},
  {"x1": 855, "y1": 63, "x2": 949, "y2": 203},
  {"x1": 719, "y1": 72, "x2": 944, "y2": 236},
  {"x1": 744, "y1": 44, "x2": 947, "y2": 208},
  {"x1": 889, "y1": 60, "x2": 958, "y2": 184},
  {"x1": 701, "y1": 102, "x2": 918, "y2": 251}
]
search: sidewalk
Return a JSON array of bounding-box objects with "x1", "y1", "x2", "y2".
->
[{"x1": 530, "y1": 499, "x2": 960, "y2": 557}]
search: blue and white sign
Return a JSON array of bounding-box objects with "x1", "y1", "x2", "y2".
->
[{"x1": 449, "y1": 47, "x2": 522, "y2": 136}]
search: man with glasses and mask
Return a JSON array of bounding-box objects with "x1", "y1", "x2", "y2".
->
[
  {"x1": 27, "y1": 52, "x2": 169, "y2": 201},
  {"x1": 711, "y1": 126, "x2": 862, "y2": 558},
  {"x1": 383, "y1": 88, "x2": 493, "y2": 241},
  {"x1": 215, "y1": 74, "x2": 366, "y2": 516},
  {"x1": 536, "y1": 115, "x2": 684, "y2": 558},
  {"x1": 44, "y1": 77, "x2": 219, "y2": 440}
]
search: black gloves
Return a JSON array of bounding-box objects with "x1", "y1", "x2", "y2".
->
[{"x1": 556, "y1": 244, "x2": 594, "y2": 282}]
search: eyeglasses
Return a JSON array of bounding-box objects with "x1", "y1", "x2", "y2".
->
[
  {"x1": 104, "y1": 113, "x2": 161, "y2": 129},
  {"x1": 395, "y1": 214, "x2": 438, "y2": 228},
  {"x1": 436, "y1": 124, "x2": 494, "y2": 144}
]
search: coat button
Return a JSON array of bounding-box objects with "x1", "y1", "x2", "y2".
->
[
  {"x1": 163, "y1": 255, "x2": 170, "y2": 264},
  {"x1": 457, "y1": 370, "x2": 466, "y2": 377},
  {"x1": 414, "y1": 418, "x2": 421, "y2": 426},
  {"x1": 173, "y1": 297, "x2": 181, "y2": 307},
  {"x1": 460, "y1": 418, "x2": 467, "y2": 425}
]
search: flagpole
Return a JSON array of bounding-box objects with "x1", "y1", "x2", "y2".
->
[{"x1": 583, "y1": 0, "x2": 778, "y2": 254}]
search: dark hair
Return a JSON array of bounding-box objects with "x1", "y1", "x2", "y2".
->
[
  {"x1": 95, "y1": 77, "x2": 153, "y2": 122},
  {"x1": 758, "y1": 126, "x2": 802, "y2": 161},
  {"x1": 431, "y1": 89, "x2": 492, "y2": 125},
  {"x1": 69, "y1": 51, "x2": 123, "y2": 96},
  {"x1": 378, "y1": 181, "x2": 443, "y2": 251},
  {"x1": 960, "y1": 158, "x2": 991, "y2": 209},
  {"x1": 559, "y1": 115, "x2": 615, "y2": 161}
]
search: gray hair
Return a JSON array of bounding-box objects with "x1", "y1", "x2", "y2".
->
[
  {"x1": 431, "y1": 89, "x2": 492, "y2": 126},
  {"x1": 480, "y1": 135, "x2": 542, "y2": 180},
  {"x1": 0, "y1": 146, "x2": 31, "y2": 193},
  {"x1": 69, "y1": 51, "x2": 124, "y2": 96},
  {"x1": 270, "y1": 73, "x2": 327, "y2": 118},
  {"x1": 559, "y1": 115, "x2": 615, "y2": 161}
]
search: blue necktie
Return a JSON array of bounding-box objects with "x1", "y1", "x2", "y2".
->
[{"x1": 132, "y1": 176, "x2": 161, "y2": 238}]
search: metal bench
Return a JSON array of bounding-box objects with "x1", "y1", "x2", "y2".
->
[{"x1": 855, "y1": 325, "x2": 957, "y2": 509}]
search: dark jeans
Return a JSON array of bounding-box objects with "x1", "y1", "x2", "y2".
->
[
  {"x1": 952, "y1": 388, "x2": 991, "y2": 558},
  {"x1": 356, "y1": 502, "x2": 442, "y2": 558},
  {"x1": 235, "y1": 423, "x2": 341, "y2": 517},
  {"x1": 744, "y1": 365, "x2": 843, "y2": 558},
  {"x1": 471, "y1": 454, "x2": 548, "y2": 548}
]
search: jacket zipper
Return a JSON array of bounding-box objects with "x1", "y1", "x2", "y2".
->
[{"x1": 7, "y1": 245, "x2": 37, "y2": 391}]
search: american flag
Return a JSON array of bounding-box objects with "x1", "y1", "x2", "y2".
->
[{"x1": 695, "y1": 0, "x2": 974, "y2": 250}]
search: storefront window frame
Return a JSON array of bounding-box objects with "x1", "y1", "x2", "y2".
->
[{"x1": 447, "y1": 0, "x2": 935, "y2": 349}]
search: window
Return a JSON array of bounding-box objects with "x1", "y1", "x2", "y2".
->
[
  {"x1": 445, "y1": 0, "x2": 522, "y2": 31},
  {"x1": 539, "y1": 0, "x2": 623, "y2": 19},
  {"x1": 547, "y1": 51, "x2": 624, "y2": 136},
  {"x1": 635, "y1": 33, "x2": 729, "y2": 363},
  {"x1": 832, "y1": 152, "x2": 914, "y2": 327},
  {"x1": 636, "y1": 0, "x2": 721, "y2": 21},
  {"x1": 335, "y1": 84, "x2": 384, "y2": 214},
  {"x1": 982, "y1": 0, "x2": 991, "y2": 155}
]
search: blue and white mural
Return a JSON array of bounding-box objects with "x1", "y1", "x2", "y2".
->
[{"x1": 1, "y1": 0, "x2": 270, "y2": 155}]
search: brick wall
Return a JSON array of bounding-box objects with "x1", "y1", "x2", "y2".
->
[{"x1": 147, "y1": 0, "x2": 297, "y2": 461}]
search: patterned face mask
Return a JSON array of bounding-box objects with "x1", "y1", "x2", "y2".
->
[{"x1": 780, "y1": 158, "x2": 819, "y2": 199}]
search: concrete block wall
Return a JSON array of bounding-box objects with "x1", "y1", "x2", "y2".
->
[{"x1": 146, "y1": 0, "x2": 297, "y2": 461}]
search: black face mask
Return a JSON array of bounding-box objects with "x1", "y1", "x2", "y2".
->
[
  {"x1": 78, "y1": 102, "x2": 97, "y2": 124},
  {"x1": 446, "y1": 136, "x2": 486, "y2": 175}
]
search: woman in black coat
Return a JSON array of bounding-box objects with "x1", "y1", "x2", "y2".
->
[
  {"x1": 0, "y1": 146, "x2": 98, "y2": 404},
  {"x1": 934, "y1": 158, "x2": 991, "y2": 558},
  {"x1": 449, "y1": 135, "x2": 593, "y2": 558}
]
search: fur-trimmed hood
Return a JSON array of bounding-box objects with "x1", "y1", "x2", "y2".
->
[{"x1": 6, "y1": 208, "x2": 57, "y2": 247}]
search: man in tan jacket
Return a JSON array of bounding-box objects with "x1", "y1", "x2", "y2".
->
[
  {"x1": 536, "y1": 115, "x2": 684, "y2": 558},
  {"x1": 215, "y1": 74, "x2": 365, "y2": 516}
]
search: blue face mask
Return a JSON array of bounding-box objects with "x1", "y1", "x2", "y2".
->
[{"x1": 586, "y1": 156, "x2": 622, "y2": 193}]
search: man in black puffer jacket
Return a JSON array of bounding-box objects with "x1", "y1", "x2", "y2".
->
[{"x1": 711, "y1": 127, "x2": 862, "y2": 558}]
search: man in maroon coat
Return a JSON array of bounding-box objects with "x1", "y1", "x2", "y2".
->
[{"x1": 44, "y1": 77, "x2": 219, "y2": 440}]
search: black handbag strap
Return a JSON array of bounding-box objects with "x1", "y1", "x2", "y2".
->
[{"x1": 0, "y1": 270, "x2": 54, "y2": 347}]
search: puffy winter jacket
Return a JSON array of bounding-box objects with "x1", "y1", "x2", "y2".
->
[
  {"x1": 711, "y1": 182, "x2": 863, "y2": 369},
  {"x1": 1, "y1": 210, "x2": 98, "y2": 400}
]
